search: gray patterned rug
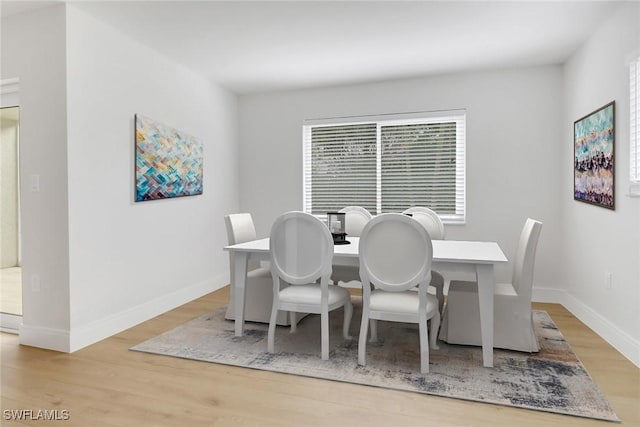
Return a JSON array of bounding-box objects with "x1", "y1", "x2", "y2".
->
[{"x1": 131, "y1": 299, "x2": 619, "y2": 422}]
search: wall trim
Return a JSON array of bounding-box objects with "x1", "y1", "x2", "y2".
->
[
  {"x1": 532, "y1": 286, "x2": 566, "y2": 304},
  {"x1": 560, "y1": 291, "x2": 640, "y2": 368},
  {"x1": 534, "y1": 287, "x2": 640, "y2": 368},
  {"x1": 20, "y1": 324, "x2": 70, "y2": 353},
  {"x1": 0, "y1": 313, "x2": 22, "y2": 334},
  {"x1": 18, "y1": 279, "x2": 639, "y2": 368},
  {"x1": 68, "y1": 274, "x2": 229, "y2": 352}
]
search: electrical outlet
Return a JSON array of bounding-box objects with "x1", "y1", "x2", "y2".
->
[{"x1": 605, "y1": 272, "x2": 612, "y2": 290}]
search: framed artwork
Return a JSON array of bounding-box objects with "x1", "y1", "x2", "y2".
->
[
  {"x1": 574, "y1": 101, "x2": 615, "y2": 210},
  {"x1": 135, "y1": 114, "x2": 203, "y2": 202}
]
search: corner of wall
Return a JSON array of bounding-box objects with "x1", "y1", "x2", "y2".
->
[{"x1": 19, "y1": 325, "x2": 71, "y2": 353}]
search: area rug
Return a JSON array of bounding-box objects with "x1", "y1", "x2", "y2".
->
[{"x1": 131, "y1": 299, "x2": 619, "y2": 422}]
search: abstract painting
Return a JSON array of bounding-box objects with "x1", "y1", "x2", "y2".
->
[
  {"x1": 574, "y1": 101, "x2": 615, "y2": 209},
  {"x1": 135, "y1": 114, "x2": 203, "y2": 202}
]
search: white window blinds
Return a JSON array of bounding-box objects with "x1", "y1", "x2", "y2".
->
[
  {"x1": 631, "y1": 56, "x2": 640, "y2": 182},
  {"x1": 303, "y1": 110, "x2": 466, "y2": 223},
  {"x1": 304, "y1": 123, "x2": 377, "y2": 213}
]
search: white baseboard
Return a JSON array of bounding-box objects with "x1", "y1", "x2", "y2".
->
[
  {"x1": 531, "y1": 286, "x2": 566, "y2": 303},
  {"x1": 17, "y1": 274, "x2": 229, "y2": 353},
  {"x1": 560, "y1": 292, "x2": 640, "y2": 368},
  {"x1": 533, "y1": 286, "x2": 640, "y2": 368},
  {"x1": 68, "y1": 273, "x2": 228, "y2": 352},
  {"x1": 0, "y1": 312, "x2": 22, "y2": 334},
  {"x1": 20, "y1": 324, "x2": 70, "y2": 352},
  {"x1": 19, "y1": 278, "x2": 639, "y2": 368}
]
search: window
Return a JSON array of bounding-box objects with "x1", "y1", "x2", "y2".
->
[
  {"x1": 303, "y1": 110, "x2": 466, "y2": 223},
  {"x1": 631, "y1": 56, "x2": 640, "y2": 183}
]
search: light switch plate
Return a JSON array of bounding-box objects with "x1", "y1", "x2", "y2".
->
[{"x1": 30, "y1": 174, "x2": 40, "y2": 192}]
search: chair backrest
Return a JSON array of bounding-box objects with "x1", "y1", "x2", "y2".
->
[
  {"x1": 402, "y1": 207, "x2": 445, "y2": 240},
  {"x1": 225, "y1": 213, "x2": 257, "y2": 245},
  {"x1": 359, "y1": 213, "x2": 433, "y2": 292},
  {"x1": 270, "y1": 211, "x2": 334, "y2": 285},
  {"x1": 511, "y1": 218, "x2": 543, "y2": 301},
  {"x1": 225, "y1": 213, "x2": 260, "y2": 270},
  {"x1": 338, "y1": 206, "x2": 373, "y2": 237}
]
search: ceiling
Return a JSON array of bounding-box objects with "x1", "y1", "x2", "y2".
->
[{"x1": 2, "y1": 1, "x2": 622, "y2": 94}]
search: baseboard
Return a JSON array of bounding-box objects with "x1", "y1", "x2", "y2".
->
[
  {"x1": 533, "y1": 286, "x2": 640, "y2": 368},
  {"x1": 20, "y1": 324, "x2": 71, "y2": 352},
  {"x1": 0, "y1": 312, "x2": 22, "y2": 334},
  {"x1": 532, "y1": 286, "x2": 565, "y2": 303},
  {"x1": 19, "y1": 278, "x2": 639, "y2": 367},
  {"x1": 560, "y1": 291, "x2": 640, "y2": 368},
  {"x1": 68, "y1": 273, "x2": 228, "y2": 352}
]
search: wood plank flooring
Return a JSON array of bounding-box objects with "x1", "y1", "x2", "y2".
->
[{"x1": 1, "y1": 287, "x2": 638, "y2": 426}]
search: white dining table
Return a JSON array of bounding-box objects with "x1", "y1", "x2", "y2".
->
[{"x1": 223, "y1": 236, "x2": 508, "y2": 368}]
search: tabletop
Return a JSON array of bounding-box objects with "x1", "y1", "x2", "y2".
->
[{"x1": 224, "y1": 237, "x2": 508, "y2": 264}]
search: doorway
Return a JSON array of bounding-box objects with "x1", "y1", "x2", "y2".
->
[{"x1": 0, "y1": 105, "x2": 22, "y2": 331}]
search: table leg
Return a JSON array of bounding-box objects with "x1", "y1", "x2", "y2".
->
[
  {"x1": 476, "y1": 264, "x2": 494, "y2": 368},
  {"x1": 233, "y1": 252, "x2": 249, "y2": 337}
]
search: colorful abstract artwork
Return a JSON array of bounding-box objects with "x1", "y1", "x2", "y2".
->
[
  {"x1": 135, "y1": 114, "x2": 203, "y2": 202},
  {"x1": 574, "y1": 101, "x2": 615, "y2": 210}
]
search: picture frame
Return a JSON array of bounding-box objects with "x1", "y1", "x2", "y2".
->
[
  {"x1": 574, "y1": 101, "x2": 615, "y2": 210},
  {"x1": 135, "y1": 114, "x2": 203, "y2": 202}
]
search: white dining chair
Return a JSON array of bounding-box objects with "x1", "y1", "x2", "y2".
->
[
  {"x1": 439, "y1": 218, "x2": 543, "y2": 352},
  {"x1": 358, "y1": 213, "x2": 440, "y2": 374},
  {"x1": 403, "y1": 206, "x2": 446, "y2": 240},
  {"x1": 402, "y1": 207, "x2": 446, "y2": 315},
  {"x1": 331, "y1": 206, "x2": 373, "y2": 287},
  {"x1": 224, "y1": 213, "x2": 290, "y2": 325},
  {"x1": 268, "y1": 211, "x2": 353, "y2": 360},
  {"x1": 339, "y1": 206, "x2": 373, "y2": 236}
]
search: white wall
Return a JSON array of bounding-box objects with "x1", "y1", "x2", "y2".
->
[
  {"x1": 1, "y1": 4, "x2": 240, "y2": 351},
  {"x1": 64, "y1": 5, "x2": 239, "y2": 350},
  {"x1": 1, "y1": 5, "x2": 71, "y2": 350},
  {"x1": 238, "y1": 66, "x2": 564, "y2": 288},
  {"x1": 562, "y1": 2, "x2": 640, "y2": 366}
]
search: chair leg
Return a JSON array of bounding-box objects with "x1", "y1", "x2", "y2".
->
[
  {"x1": 321, "y1": 308, "x2": 329, "y2": 360},
  {"x1": 419, "y1": 311, "x2": 429, "y2": 374},
  {"x1": 430, "y1": 271, "x2": 445, "y2": 317},
  {"x1": 358, "y1": 311, "x2": 369, "y2": 366},
  {"x1": 343, "y1": 300, "x2": 353, "y2": 340},
  {"x1": 429, "y1": 312, "x2": 440, "y2": 350},
  {"x1": 290, "y1": 312, "x2": 297, "y2": 333},
  {"x1": 370, "y1": 319, "x2": 378, "y2": 342},
  {"x1": 267, "y1": 304, "x2": 278, "y2": 354}
]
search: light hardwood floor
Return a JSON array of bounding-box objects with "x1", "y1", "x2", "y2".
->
[{"x1": 1, "y1": 287, "x2": 638, "y2": 426}]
